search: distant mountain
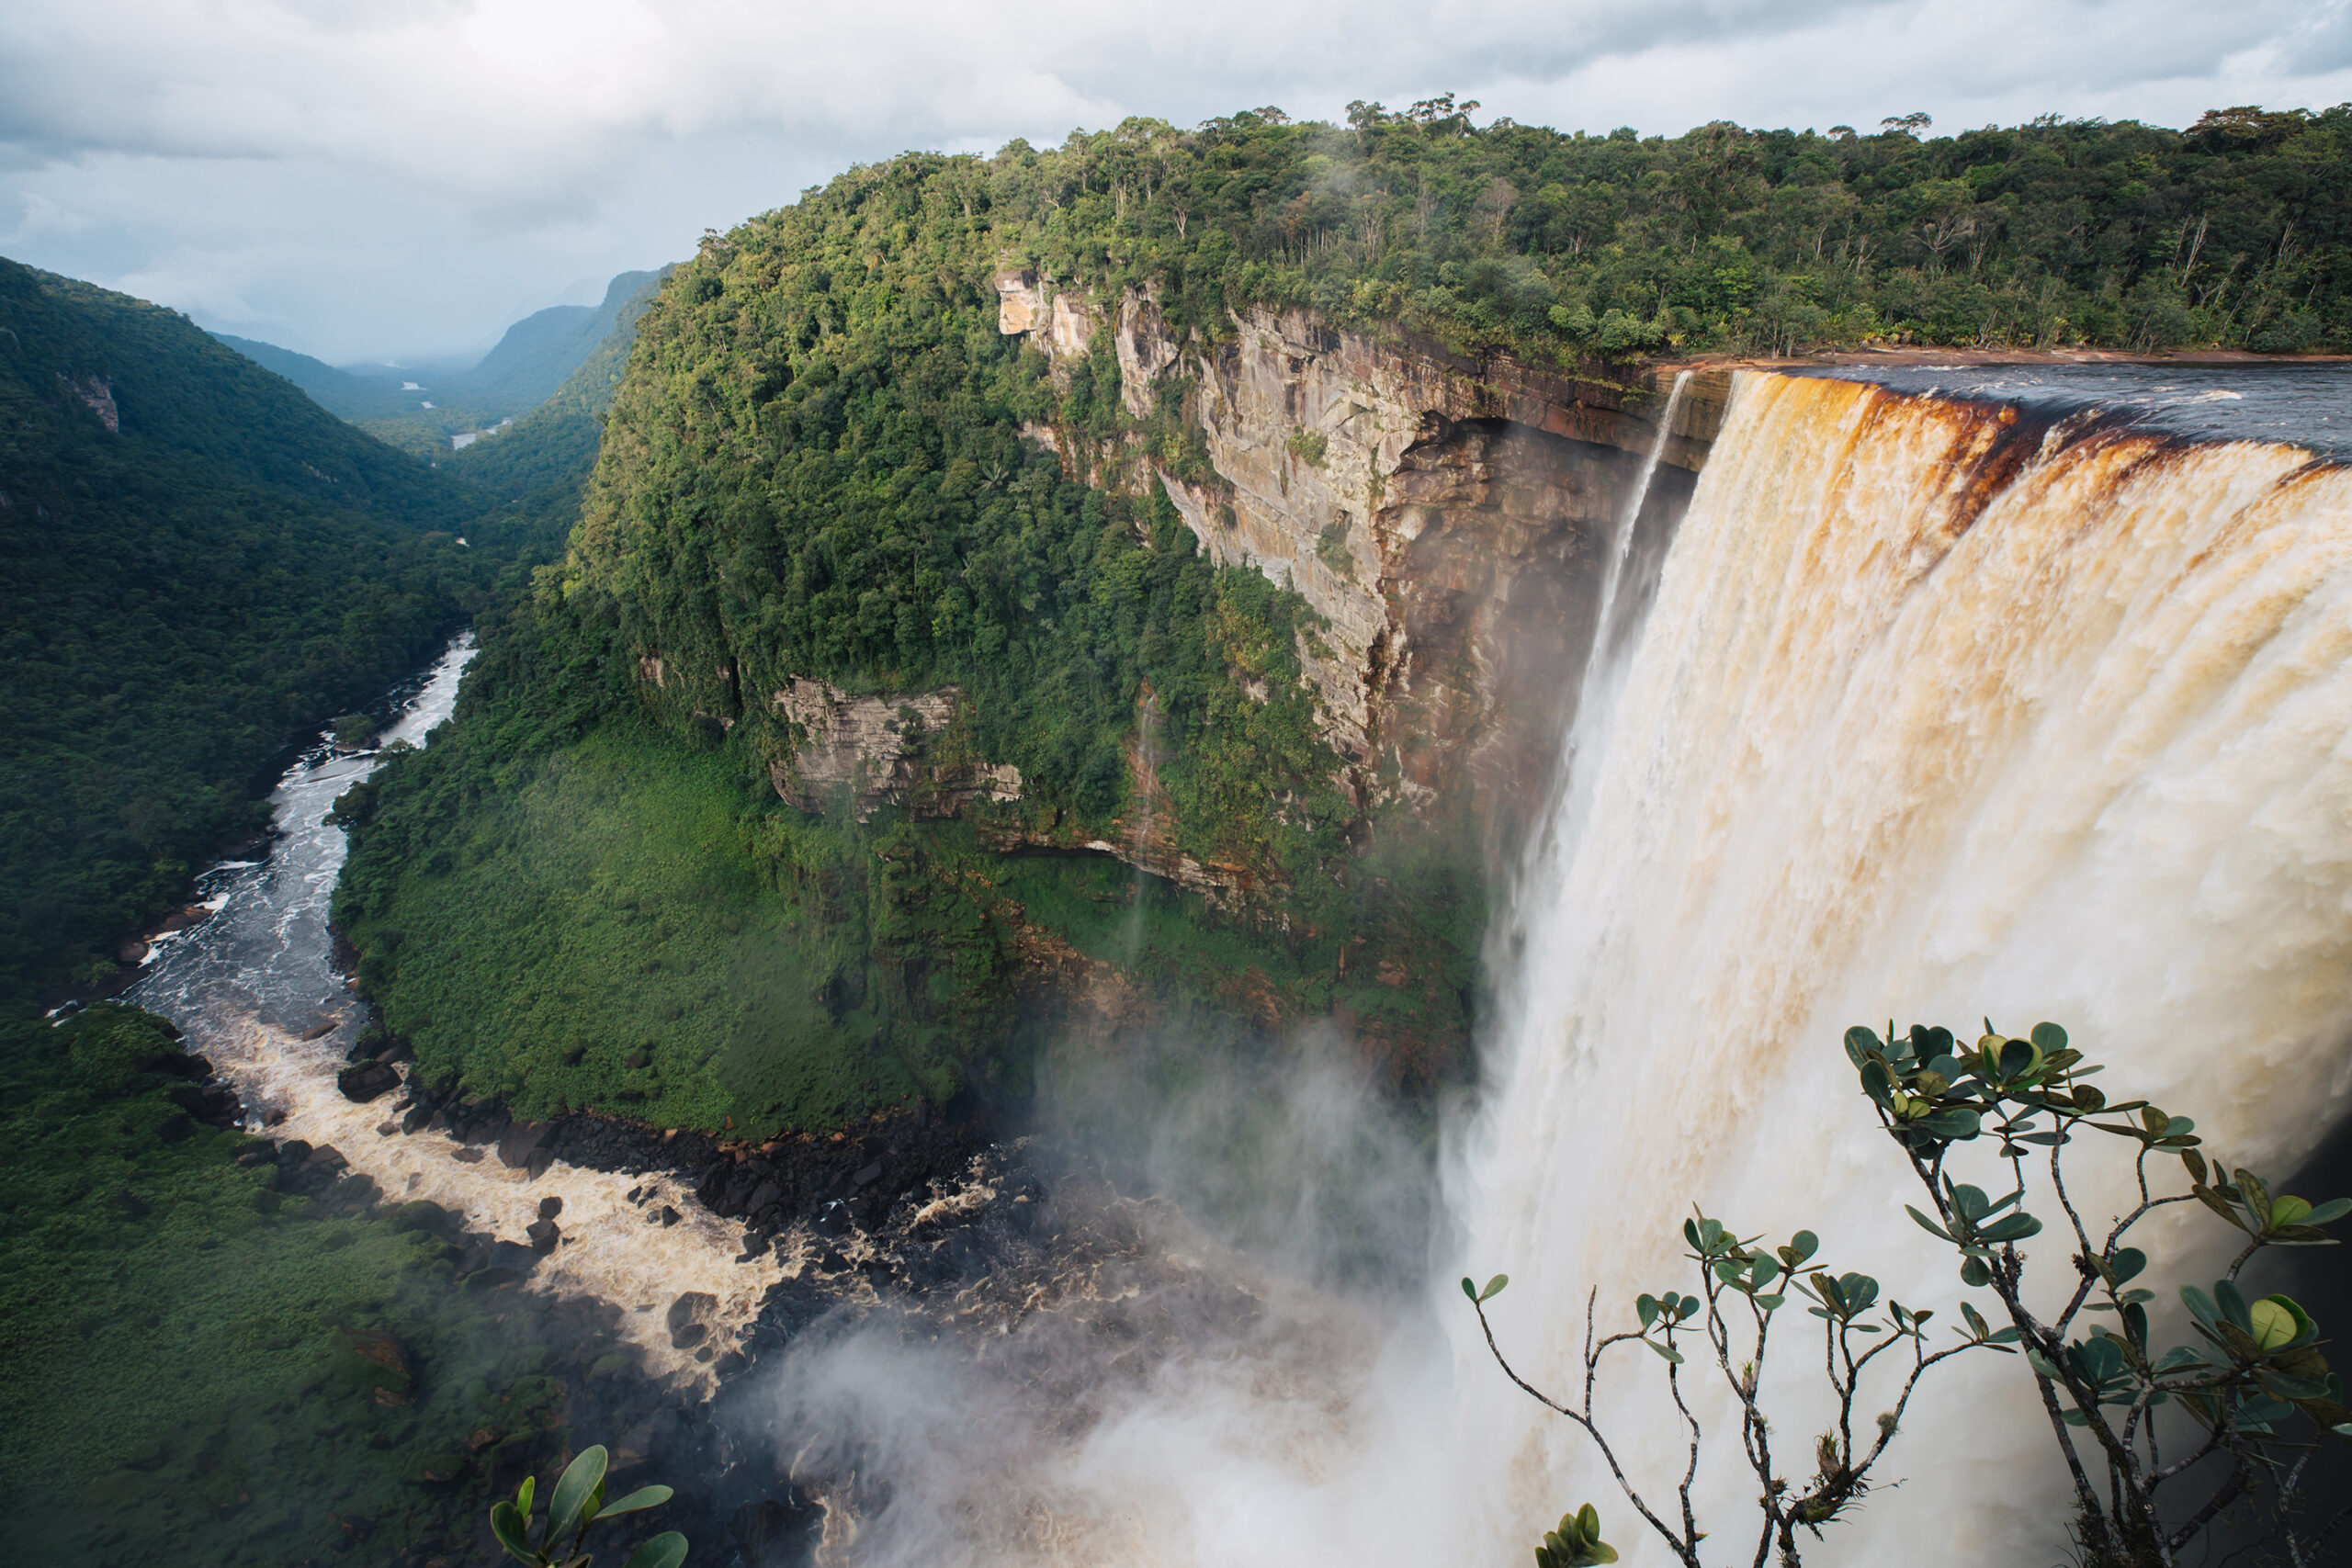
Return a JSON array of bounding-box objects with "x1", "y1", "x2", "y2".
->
[
  {"x1": 208, "y1": 330, "x2": 418, "y2": 423},
  {"x1": 456, "y1": 270, "x2": 662, "y2": 412},
  {"x1": 0, "y1": 255, "x2": 480, "y2": 999},
  {"x1": 210, "y1": 270, "x2": 665, "y2": 457},
  {"x1": 443, "y1": 265, "x2": 673, "y2": 564}
]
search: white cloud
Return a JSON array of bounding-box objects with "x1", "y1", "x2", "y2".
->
[{"x1": 3, "y1": 0, "x2": 2346, "y2": 358}]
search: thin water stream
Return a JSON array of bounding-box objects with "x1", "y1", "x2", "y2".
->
[{"x1": 127, "y1": 634, "x2": 784, "y2": 1384}]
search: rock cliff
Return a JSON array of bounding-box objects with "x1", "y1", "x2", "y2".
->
[
  {"x1": 767, "y1": 678, "x2": 1022, "y2": 819},
  {"x1": 1008, "y1": 279, "x2": 1727, "y2": 838}
]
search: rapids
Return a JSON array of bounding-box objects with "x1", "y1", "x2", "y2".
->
[{"x1": 127, "y1": 635, "x2": 785, "y2": 1383}]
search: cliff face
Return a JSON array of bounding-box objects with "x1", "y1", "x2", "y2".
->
[{"x1": 1005, "y1": 275, "x2": 1724, "y2": 838}]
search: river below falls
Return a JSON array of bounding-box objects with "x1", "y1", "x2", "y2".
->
[{"x1": 126, "y1": 634, "x2": 785, "y2": 1386}]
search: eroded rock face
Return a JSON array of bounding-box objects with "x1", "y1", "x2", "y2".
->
[
  {"x1": 767, "y1": 678, "x2": 1021, "y2": 819},
  {"x1": 1008, "y1": 284, "x2": 1722, "y2": 829}
]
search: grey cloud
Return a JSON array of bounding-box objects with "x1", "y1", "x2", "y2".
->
[{"x1": 4, "y1": 0, "x2": 2346, "y2": 359}]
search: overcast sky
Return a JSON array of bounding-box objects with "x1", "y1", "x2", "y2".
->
[{"x1": 4, "y1": 0, "x2": 2347, "y2": 364}]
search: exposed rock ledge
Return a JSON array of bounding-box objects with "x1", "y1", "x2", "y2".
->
[{"x1": 767, "y1": 678, "x2": 1021, "y2": 819}]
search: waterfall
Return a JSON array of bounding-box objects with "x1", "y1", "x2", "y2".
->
[
  {"x1": 1455, "y1": 370, "x2": 2352, "y2": 1563},
  {"x1": 745, "y1": 369, "x2": 2352, "y2": 1568}
]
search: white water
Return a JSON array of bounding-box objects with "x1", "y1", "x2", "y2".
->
[
  {"x1": 1456, "y1": 370, "x2": 2352, "y2": 1563},
  {"x1": 128, "y1": 635, "x2": 786, "y2": 1383}
]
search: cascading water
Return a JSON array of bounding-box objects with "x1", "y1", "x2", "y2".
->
[{"x1": 1454, "y1": 368, "x2": 2352, "y2": 1563}]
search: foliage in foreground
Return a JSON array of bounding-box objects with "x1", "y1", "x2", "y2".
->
[
  {"x1": 491, "y1": 1443, "x2": 684, "y2": 1568},
  {"x1": 1470, "y1": 1020, "x2": 2350, "y2": 1567}
]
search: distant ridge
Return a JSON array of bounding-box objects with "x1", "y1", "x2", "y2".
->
[
  {"x1": 208, "y1": 330, "x2": 418, "y2": 423},
  {"x1": 210, "y1": 268, "x2": 665, "y2": 457}
]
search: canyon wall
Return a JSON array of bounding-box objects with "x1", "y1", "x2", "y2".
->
[{"x1": 999, "y1": 267, "x2": 1725, "y2": 842}]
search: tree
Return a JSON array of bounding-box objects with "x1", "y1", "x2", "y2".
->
[{"x1": 1468, "y1": 1021, "x2": 2351, "y2": 1568}]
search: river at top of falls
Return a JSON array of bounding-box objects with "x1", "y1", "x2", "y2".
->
[
  {"x1": 125, "y1": 634, "x2": 786, "y2": 1385},
  {"x1": 1804, "y1": 360, "x2": 2352, "y2": 456}
]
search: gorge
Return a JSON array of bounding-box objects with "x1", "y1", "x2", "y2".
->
[{"x1": 10, "y1": 103, "x2": 2352, "y2": 1568}]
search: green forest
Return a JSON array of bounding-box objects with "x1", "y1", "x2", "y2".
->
[
  {"x1": 0, "y1": 257, "x2": 656, "y2": 1568},
  {"x1": 0, "y1": 257, "x2": 492, "y2": 1002},
  {"x1": 956, "y1": 98, "x2": 2350, "y2": 360}
]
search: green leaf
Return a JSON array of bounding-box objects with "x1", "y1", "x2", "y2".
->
[
  {"x1": 516, "y1": 1477, "x2": 537, "y2": 1518},
  {"x1": 1960, "y1": 1255, "x2": 1992, "y2": 1288},
  {"x1": 1860, "y1": 1058, "x2": 1896, "y2": 1111},
  {"x1": 1645, "y1": 1338, "x2": 1685, "y2": 1365},
  {"x1": 1755, "y1": 1293, "x2": 1785, "y2": 1311},
  {"x1": 2110, "y1": 1247, "x2": 2147, "y2": 1284},
  {"x1": 2180, "y1": 1285, "x2": 2221, "y2": 1331},
  {"x1": 1905, "y1": 1205, "x2": 1953, "y2": 1242},
  {"x1": 490, "y1": 1502, "x2": 538, "y2": 1566},
  {"x1": 2304, "y1": 1197, "x2": 2351, "y2": 1225},
  {"x1": 1479, "y1": 1274, "x2": 1510, "y2": 1303},
  {"x1": 2216, "y1": 1280, "x2": 2254, "y2": 1333},
  {"x1": 1920, "y1": 1109, "x2": 1983, "y2": 1140},
  {"x1": 2030, "y1": 1021, "x2": 2068, "y2": 1054},
  {"x1": 620, "y1": 1531, "x2": 690, "y2": 1568},
  {"x1": 1977, "y1": 1213, "x2": 2043, "y2": 1244},
  {"x1": 548, "y1": 1445, "x2": 609, "y2": 1544},
  {"x1": 1636, "y1": 1293, "x2": 1660, "y2": 1330},
  {"x1": 1461, "y1": 1277, "x2": 1477, "y2": 1302},
  {"x1": 597, "y1": 1485, "x2": 674, "y2": 1519},
  {"x1": 1790, "y1": 1230, "x2": 1819, "y2": 1263},
  {"x1": 1844, "y1": 1025, "x2": 1883, "y2": 1066}
]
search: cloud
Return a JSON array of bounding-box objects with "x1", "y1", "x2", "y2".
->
[{"x1": 3, "y1": 0, "x2": 2346, "y2": 358}]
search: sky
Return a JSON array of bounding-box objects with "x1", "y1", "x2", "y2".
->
[{"x1": 3, "y1": 0, "x2": 2348, "y2": 365}]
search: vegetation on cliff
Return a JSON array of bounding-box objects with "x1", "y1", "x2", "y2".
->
[
  {"x1": 334, "y1": 589, "x2": 1481, "y2": 1134},
  {"x1": 339, "y1": 97, "x2": 2351, "y2": 1134}
]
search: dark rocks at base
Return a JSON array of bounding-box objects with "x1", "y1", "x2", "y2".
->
[
  {"x1": 401, "y1": 1101, "x2": 435, "y2": 1135},
  {"x1": 537, "y1": 1195, "x2": 563, "y2": 1220},
  {"x1": 451, "y1": 1146, "x2": 484, "y2": 1164},
  {"x1": 666, "y1": 1292, "x2": 717, "y2": 1350},
  {"x1": 729, "y1": 1493, "x2": 821, "y2": 1568},
  {"x1": 526, "y1": 1148, "x2": 555, "y2": 1181},
  {"x1": 851, "y1": 1160, "x2": 883, "y2": 1188},
  {"x1": 526, "y1": 1219, "x2": 560, "y2": 1253},
  {"x1": 496, "y1": 1120, "x2": 549, "y2": 1169},
  {"x1": 336, "y1": 1060, "x2": 400, "y2": 1103},
  {"x1": 657, "y1": 1206, "x2": 681, "y2": 1228}
]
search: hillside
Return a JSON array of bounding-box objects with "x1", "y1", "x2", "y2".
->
[
  {"x1": 207, "y1": 332, "x2": 422, "y2": 422},
  {"x1": 0, "y1": 256, "x2": 481, "y2": 1001},
  {"x1": 335, "y1": 103, "x2": 2352, "y2": 1137}
]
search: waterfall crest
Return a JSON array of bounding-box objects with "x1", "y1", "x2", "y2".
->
[{"x1": 1459, "y1": 370, "x2": 2352, "y2": 1563}]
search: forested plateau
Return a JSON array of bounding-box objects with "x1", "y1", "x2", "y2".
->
[{"x1": 334, "y1": 101, "x2": 2350, "y2": 1146}]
